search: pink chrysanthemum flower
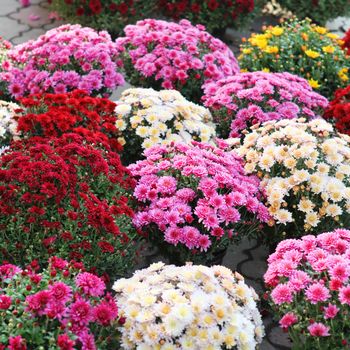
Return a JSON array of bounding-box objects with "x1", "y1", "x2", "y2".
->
[
  {"x1": 270, "y1": 284, "x2": 293, "y2": 305},
  {"x1": 305, "y1": 282, "x2": 330, "y2": 304},
  {"x1": 279, "y1": 312, "x2": 298, "y2": 329},
  {"x1": 308, "y1": 323, "x2": 330, "y2": 337},
  {"x1": 75, "y1": 273, "x2": 106, "y2": 297},
  {"x1": 49, "y1": 282, "x2": 72, "y2": 304},
  {"x1": 339, "y1": 285, "x2": 350, "y2": 305}
]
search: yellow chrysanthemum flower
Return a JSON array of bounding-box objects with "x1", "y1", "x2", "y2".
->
[
  {"x1": 322, "y1": 46, "x2": 335, "y2": 54},
  {"x1": 326, "y1": 33, "x2": 339, "y2": 40},
  {"x1": 313, "y1": 26, "x2": 327, "y2": 35},
  {"x1": 338, "y1": 68, "x2": 349, "y2": 81},
  {"x1": 242, "y1": 48, "x2": 252, "y2": 54},
  {"x1": 264, "y1": 46, "x2": 279, "y2": 54},
  {"x1": 262, "y1": 68, "x2": 270, "y2": 72},
  {"x1": 308, "y1": 79, "x2": 320, "y2": 89},
  {"x1": 249, "y1": 34, "x2": 268, "y2": 49},
  {"x1": 271, "y1": 26, "x2": 284, "y2": 36},
  {"x1": 305, "y1": 50, "x2": 320, "y2": 59}
]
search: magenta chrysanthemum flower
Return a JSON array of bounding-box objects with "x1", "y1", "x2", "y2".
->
[
  {"x1": 92, "y1": 299, "x2": 118, "y2": 326},
  {"x1": 308, "y1": 323, "x2": 330, "y2": 337},
  {"x1": 339, "y1": 285, "x2": 350, "y2": 305},
  {"x1": 75, "y1": 273, "x2": 106, "y2": 297},
  {"x1": 270, "y1": 284, "x2": 293, "y2": 305},
  {"x1": 49, "y1": 282, "x2": 72, "y2": 304},
  {"x1": 324, "y1": 304, "x2": 339, "y2": 319},
  {"x1": 305, "y1": 282, "x2": 330, "y2": 304},
  {"x1": 0, "y1": 264, "x2": 21, "y2": 279},
  {"x1": 26, "y1": 290, "x2": 51, "y2": 315},
  {"x1": 0, "y1": 295, "x2": 11, "y2": 310},
  {"x1": 69, "y1": 299, "x2": 92, "y2": 326},
  {"x1": 279, "y1": 312, "x2": 297, "y2": 329}
]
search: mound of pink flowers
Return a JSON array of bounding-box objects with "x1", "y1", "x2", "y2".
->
[
  {"x1": 202, "y1": 71, "x2": 329, "y2": 138},
  {"x1": 1, "y1": 24, "x2": 124, "y2": 98},
  {"x1": 115, "y1": 19, "x2": 239, "y2": 103},
  {"x1": 0, "y1": 257, "x2": 119, "y2": 349},
  {"x1": 265, "y1": 229, "x2": 350, "y2": 348},
  {"x1": 129, "y1": 141, "x2": 269, "y2": 264}
]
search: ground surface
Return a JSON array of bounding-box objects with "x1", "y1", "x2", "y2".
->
[{"x1": 2, "y1": 1, "x2": 350, "y2": 348}]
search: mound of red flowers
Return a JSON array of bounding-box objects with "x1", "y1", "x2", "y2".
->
[
  {"x1": 158, "y1": 0, "x2": 258, "y2": 34},
  {"x1": 18, "y1": 90, "x2": 123, "y2": 152},
  {"x1": 0, "y1": 132, "x2": 137, "y2": 278},
  {"x1": 324, "y1": 85, "x2": 350, "y2": 135}
]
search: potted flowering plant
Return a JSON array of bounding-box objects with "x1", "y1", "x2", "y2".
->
[
  {"x1": 113, "y1": 262, "x2": 264, "y2": 349},
  {"x1": 115, "y1": 19, "x2": 239, "y2": 103},
  {"x1": 50, "y1": 0, "x2": 157, "y2": 38},
  {"x1": 324, "y1": 85, "x2": 350, "y2": 136},
  {"x1": 129, "y1": 141, "x2": 269, "y2": 265},
  {"x1": 114, "y1": 88, "x2": 216, "y2": 164},
  {"x1": 0, "y1": 133, "x2": 138, "y2": 279},
  {"x1": 239, "y1": 18, "x2": 350, "y2": 99},
  {"x1": 202, "y1": 71, "x2": 328, "y2": 138},
  {"x1": 18, "y1": 90, "x2": 123, "y2": 152},
  {"x1": 265, "y1": 229, "x2": 350, "y2": 349},
  {"x1": 0, "y1": 257, "x2": 120, "y2": 349},
  {"x1": 1, "y1": 24, "x2": 124, "y2": 99},
  {"x1": 157, "y1": 0, "x2": 266, "y2": 36},
  {"x1": 236, "y1": 118, "x2": 350, "y2": 246},
  {"x1": 0, "y1": 100, "x2": 22, "y2": 150},
  {"x1": 276, "y1": 0, "x2": 350, "y2": 25}
]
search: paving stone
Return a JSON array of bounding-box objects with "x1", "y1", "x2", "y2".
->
[
  {"x1": 110, "y1": 82, "x2": 132, "y2": 100},
  {"x1": 0, "y1": 17, "x2": 30, "y2": 42},
  {"x1": 10, "y1": 4, "x2": 54, "y2": 28},
  {"x1": 267, "y1": 325, "x2": 293, "y2": 349},
  {"x1": 326, "y1": 16, "x2": 349, "y2": 32},
  {"x1": 0, "y1": 0, "x2": 21, "y2": 16}
]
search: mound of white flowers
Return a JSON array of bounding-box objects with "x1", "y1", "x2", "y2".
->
[
  {"x1": 114, "y1": 88, "x2": 216, "y2": 163},
  {"x1": 0, "y1": 100, "x2": 21, "y2": 154},
  {"x1": 113, "y1": 262, "x2": 264, "y2": 350},
  {"x1": 236, "y1": 117, "x2": 350, "y2": 244}
]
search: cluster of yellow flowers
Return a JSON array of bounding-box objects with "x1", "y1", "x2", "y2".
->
[
  {"x1": 113, "y1": 262, "x2": 264, "y2": 350},
  {"x1": 239, "y1": 19, "x2": 350, "y2": 98},
  {"x1": 236, "y1": 118, "x2": 350, "y2": 232},
  {"x1": 114, "y1": 88, "x2": 216, "y2": 150}
]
